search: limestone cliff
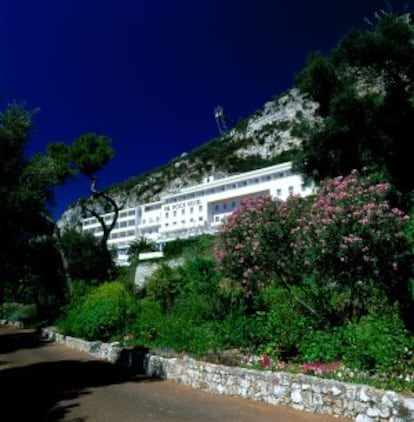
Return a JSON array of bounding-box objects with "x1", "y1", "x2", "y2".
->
[{"x1": 58, "y1": 88, "x2": 317, "y2": 229}]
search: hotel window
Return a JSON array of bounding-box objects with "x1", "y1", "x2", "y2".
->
[
  {"x1": 181, "y1": 209, "x2": 185, "y2": 215},
  {"x1": 189, "y1": 207, "x2": 193, "y2": 213},
  {"x1": 198, "y1": 205, "x2": 203, "y2": 212},
  {"x1": 173, "y1": 211, "x2": 177, "y2": 217},
  {"x1": 214, "y1": 216, "x2": 220, "y2": 222},
  {"x1": 128, "y1": 220, "x2": 135, "y2": 226},
  {"x1": 232, "y1": 202, "x2": 236, "y2": 208},
  {"x1": 215, "y1": 204, "x2": 219, "y2": 211},
  {"x1": 276, "y1": 189, "x2": 282, "y2": 196},
  {"x1": 301, "y1": 183, "x2": 306, "y2": 192},
  {"x1": 199, "y1": 216, "x2": 203, "y2": 221},
  {"x1": 288, "y1": 186, "x2": 294, "y2": 195},
  {"x1": 181, "y1": 220, "x2": 185, "y2": 224},
  {"x1": 223, "y1": 203, "x2": 227, "y2": 210},
  {"x1": 165, "y1": 212, "x2": 169, "y2": 218}
]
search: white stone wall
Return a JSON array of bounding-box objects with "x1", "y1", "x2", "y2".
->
[
  {"x1": 41, "y1": 327, "x2": 414, "y2": 422},
  {"x1": 41, "y1": 328, "x2": 122, "y2": 363},
  {"x1": 144, "y1": 354, "x2": 414, "y2": 422}
]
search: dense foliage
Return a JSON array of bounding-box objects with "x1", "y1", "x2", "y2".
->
[
  {"x1": 0, "y1": 100, "x2": 117, "y2": 320},
  {"x1": 61, "y1": 229, "x2": 115, "y2": 284},
  {"x1": 0, "y1": 103, "x2": 62, "y2": 308},
  {"x1": 294, "y1": 15, "x2": 414, "y2": 209}
]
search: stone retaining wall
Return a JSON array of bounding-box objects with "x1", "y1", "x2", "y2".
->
[
  {"x1": 41, "y1": 327, "x2": 122, "y2": 363},
  {"x1": 41, "y1": 327, "x2": 414, "y2": 422}
]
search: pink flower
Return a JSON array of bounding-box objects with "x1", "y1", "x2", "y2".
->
[{"x1": 261, "y1": 355, "x2": 271, "y2": 368}]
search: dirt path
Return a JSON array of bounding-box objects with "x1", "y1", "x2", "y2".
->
[{"x1": 0, "y1": 325, "x2": 351, "y2": 421}]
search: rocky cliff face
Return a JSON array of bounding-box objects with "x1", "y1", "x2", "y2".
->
[{"x1": 58, "y1": 88, "x2": 317, "y2": 229}]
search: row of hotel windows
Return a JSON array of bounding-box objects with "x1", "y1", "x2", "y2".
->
[
  {"x1": 164, "y1": 204, "x2": 203, "y2": 218},
  {"x1": 164, "y1": 170, "x2": 293, "y2": 205},
  {"x1": 164, "y1": 216, "x2": 204, "y2": 227},
  {"x1": 83, "y1": 210, "x2": 136, "y2": 227},
  {"x1": 109, "y1": 230, "x2": 135, "y2": 240},
  {"x1": 84, "y1": 228, "x2": 137, "y2": 239},
  {"x1": 83, "y1": 219, "x2": 136, "y2": 232},
  {"x1": 164, "y1": 185, "x2": 299, "y2": 218}
]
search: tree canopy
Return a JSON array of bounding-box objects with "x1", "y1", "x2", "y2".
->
[
  {"x1": 0, "y1": 101, "x2": 116, "y2": 308},
  {"x1": 293, "y1": 15, "x2": 414, "y2": 209}
]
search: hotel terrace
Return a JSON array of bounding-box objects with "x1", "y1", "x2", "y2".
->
[{"x1": 81, "y1": 161, "x2": 313, "y2": 265}]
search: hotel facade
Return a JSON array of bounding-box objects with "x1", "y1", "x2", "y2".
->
[{"x1": 81, "y1": 161, "x2": 313, "y2": 265}]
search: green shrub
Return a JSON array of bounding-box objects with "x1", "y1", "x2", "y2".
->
[
  {"x1": 163, "y1": 234, "x2": 215, "y2": 259},
  {"x1": 298, "y1": 328, "x2": 343, "y2": 363},
  {"x1": 153, "y1": 314, "x2": 219, "y2": 355},
  {"x1": 61, "y1": 229, "x2": 115, "y2": 284},
  {"x1": 256, "y1": 286, "x2": 312, "y2": 359},
  {"x1": 0, "y1": 302, "x2": 37, "y2": 322},
  {"x1": 144, "y1": 263, "x2": 184, "y2": 313},
  {"x1": 60, "y1": 281, "x2": 137, "y2": 341},
  {"x1": 214, "y1": 313, "x2": 264, "y2": 350},
  {"x1": 298, "y1": 310, "x2": 413, "y2": 374},
  {"x1": 341, "y1": 311, "x2": 413, "y2": 373},
  {"x1": 131, "y1": 298, "x2": 164, "y2": 345}
]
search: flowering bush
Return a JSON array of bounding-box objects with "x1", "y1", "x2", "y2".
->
[
  {"x1": 215, "y1": 195, "x2": 309, "y2": 311},
  {"x1": 292, "y1": 171, "x2": 411, "y2": 322},
  {"x1": 215, "y1": 171, "x2": 412, "y2": 323}
]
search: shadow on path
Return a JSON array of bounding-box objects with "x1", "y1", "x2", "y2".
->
[
  {"x1": 0, "y1": 326, "x2": 43, "y2": 354},
  {"x1": 0, "y1": 327, "x2": 158, "y2": 421}
]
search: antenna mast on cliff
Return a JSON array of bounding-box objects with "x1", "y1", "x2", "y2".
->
[{"x1": 214, "y1": 105, "x2": 232, "y2": 135}]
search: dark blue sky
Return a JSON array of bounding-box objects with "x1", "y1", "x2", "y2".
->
[{"x1": 0, "y1": 0, "x2": 392, "y2": 217}]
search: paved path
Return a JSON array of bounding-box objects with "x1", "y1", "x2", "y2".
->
[{"x1": 0, "y1": 325, "x2": 351, "y2": 421}]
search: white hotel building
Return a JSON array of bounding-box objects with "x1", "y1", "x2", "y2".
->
[{"x1": 81, "y1": 161, "x2": 313, "y2": 264}]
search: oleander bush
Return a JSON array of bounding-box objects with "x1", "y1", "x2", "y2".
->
[
  {"x1": 292, "y1": 171, "x2": 412, "y2": 325},
  {"x1": 215, "y1": 171, "x2": 412, "y2": 326}
]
